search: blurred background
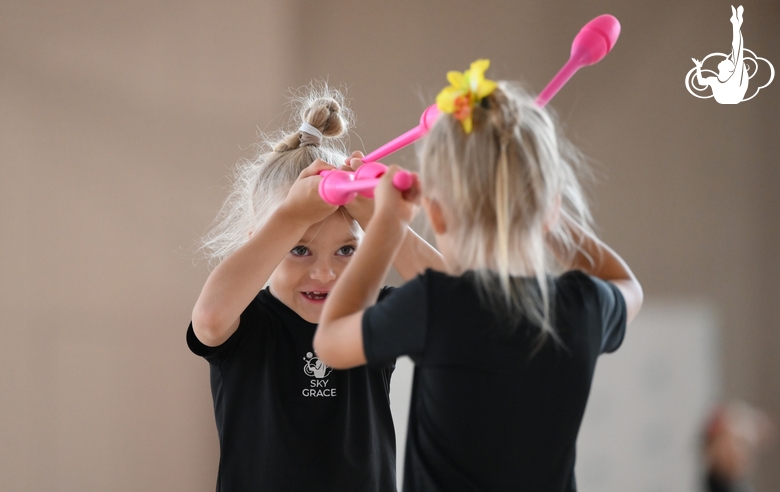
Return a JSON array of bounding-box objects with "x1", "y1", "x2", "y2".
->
[{"x1": 1, "y1": 0, "x2": 778, "y2": 490}]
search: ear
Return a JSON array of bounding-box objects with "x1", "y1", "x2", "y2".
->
[
  {"x1": 423, "y1": 197, "x2": 447, "y2": 234},
  {"x1": 543, "y1": 194, "x2": 562, "y2": 234}
]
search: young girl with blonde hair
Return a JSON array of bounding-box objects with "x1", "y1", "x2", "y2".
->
[
  {"x1": 188, "y1": 85, "x2": 443, "y2": 491},
  {"x1": 314, "y1": 61, "x2": 643, "y2": 491}
]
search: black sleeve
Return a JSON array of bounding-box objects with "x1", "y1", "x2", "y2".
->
[
  {"x1": 186, "y1": 299, "x2": 266, "y2": 364},
  {"x1": 705, "y1": 472, "x2": 753, "y2": 492},
  {"x1": 362, "y1": 274, "x2": 428, "y2": 367},
  {"x1": 377, "y1": 285, "x2": 395, "y2": 302},
  {"x1": 589, "y1": 276, "x2": 627, "y2": 353}
]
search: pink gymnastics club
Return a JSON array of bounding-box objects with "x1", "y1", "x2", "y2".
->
[
  {"x1": 319, "y1": 162, "x2": 414, "y2": 206},
  {"x1": 535, "y1": 14, "x2": 621, "y2": 107},
  {"x1": 359, "y1": 14, "x2": 620, "y2": 164},
  {"x1": 318, "y1": 14, "x2": 620, "y2": 205}
]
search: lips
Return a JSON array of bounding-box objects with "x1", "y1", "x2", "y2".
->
[{"x1": 301, "y1": 291, "x2": 329, "y2": 302}]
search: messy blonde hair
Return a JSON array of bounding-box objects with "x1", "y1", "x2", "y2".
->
[
  {"x1": 200, "y1": 84, "x2": 355, "y2": 267},
  {"x1": 419, "y1": 81, "x2": 593, "y2": 342}
]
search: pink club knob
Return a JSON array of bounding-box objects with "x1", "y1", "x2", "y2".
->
[
  {"x1": 535, "y1": 14, "x2": 621, "y2": 107},
  {"x1": 571, "y1": 14, "x2": 620, "y2": 66}
]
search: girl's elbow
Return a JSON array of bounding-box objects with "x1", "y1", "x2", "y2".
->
[
  {"x1": 312, "y1": 328, "x2": 336, "y2": 366},
  {"x1": 626, "y1": 280, "x2": 644, "y2": 324},
  {"x1": 313, "y1": 328, "x2": 353, "y2": 370},
  {"x1": 192, "y1": 305, "x2": 234, "y2": 347},
  {"x1": 312, "y1": 329, "x2": 327, "y2": 359}
]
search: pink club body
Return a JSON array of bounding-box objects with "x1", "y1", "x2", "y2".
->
[{"x1": 318, "y1": 14, "x2": 620, "y2": 206}]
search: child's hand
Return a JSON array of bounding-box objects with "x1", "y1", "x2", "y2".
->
[
  {"x1": 280, "y1": 159, "x2": 338, "y2": 226},
  {"x1": 342, "y1": 151, "x2": 375, "y2": 228},
  {"x1": 373, "y1": 164, "x2": 420, "y2": 226}
]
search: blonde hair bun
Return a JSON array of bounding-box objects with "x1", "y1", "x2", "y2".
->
[
  {"x1": 273, "y1": 95, "x2": 349, "y2": 152},
  {"x1": 303, "y1": 98, "x2": 347, "y2": 138},
  {"x1": 199, "y1": 83, "x2": 354, "y2": 266}
]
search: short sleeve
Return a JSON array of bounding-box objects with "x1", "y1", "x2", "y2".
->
[
  {"x1": 187, "y1": 322, "x2": 218, "y2": 358},
  {"x1": 377, "y1": 285, "x2": 395, "y2": 302},
  {"x1": 590, "y1": 276, "x2": 627, "y2": 353},
  {"x1": 362, "y1": 274, "x2": 428, "y2": 367},
  {"x1": 186, "y1": 299, "x2": 267, "y2": 364}
]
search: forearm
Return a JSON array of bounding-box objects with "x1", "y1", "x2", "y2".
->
[
  {"x1": 550, "y1": 213, "x2": 625, "y2": 278},
  {"x1": 345, "y1": 181, "x2": 442, "y2": 280},
  {"x1": 315, "y1": 213, "x2": 407, "y2": 368},
  {"x1": 392, "y1": 227, "x2": 446, "y2": 280},
  {"x1": 551, "y1": 212, "x2": 643, "y2": 322},
  {"x1": 322, "y1": 212, "x2": 407, "y2": 323},
  {"x1": 192, "y1": 206, "x2": 309, "y2": 343},
  {"x1": 696, "y1": 67, "x2": 706, "y2": 85}
]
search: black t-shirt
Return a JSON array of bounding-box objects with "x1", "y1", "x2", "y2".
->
[
  {"x1": 362, "y1": 269, "x2": 627, "y2": 492},
  {"x1": 706, "y1": 473, "x2": 754, "y2": 492},
  {"x1": 187, "y1": 287, "x2": 397, "y2": 492}
]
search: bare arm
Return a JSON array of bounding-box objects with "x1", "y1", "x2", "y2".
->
[
  {"x1": 731, "y1": 6, "x2": 744, "y2": 70},
  {"x1": 549, "y1": 212, "x2": 643, "y2": 324},
  {"x1": 393, "y1": 226, "x2": 447, "y2": 279},
  {"x1": 345, "y1": 197, "x2": 443, "y2": 280},
  {"x1": 693, "y1": 59, "x2": 711, "y2": 87},
  {"x1": 343, "y1": 153, "x2": 445, "y2": 279},
  {"x1": 192, "y1": 160, "x2": 337, "y2": 347},
  {"x1": 315, "y1": 166, "x2": 419, "y2": 368}
]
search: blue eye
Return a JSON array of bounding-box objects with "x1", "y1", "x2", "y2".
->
[
  {"x1": 291, "y1": 246, "x2": 310, "y2": 256},
  {"x1": 336, "y1": 245, "x2": 356, "y2": 257}
]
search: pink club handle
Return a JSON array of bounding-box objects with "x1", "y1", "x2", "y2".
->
[
  {"x1": 318, "y1": 163, "x2": 413, "y2": 206},
  {"x1": 535, "y1": 14, "x2": 620, "y2": 107},
  {"x1": 318, "y1": 161, "x2": 386, "y2": 182},
  {"x1": 361, "y1": 105, "x2": 441, "y2": 163}
]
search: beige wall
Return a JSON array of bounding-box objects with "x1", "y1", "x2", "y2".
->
[
  {"x1": 1, "y1": 1, "x2": 300, "y2": 489},
  {"x1": 1, "y1": 0, "x2": 777, "y2": 490}
]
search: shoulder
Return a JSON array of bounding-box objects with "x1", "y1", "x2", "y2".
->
[
  {"x1": 417, "y1": 268, "x2": 469, "y2": 294},
  {"x1": 187, "y1": 290, "x2": 275, "y2": 360},
  {"x1": 239, "y1": 289, "x2": 284, "y2": 336},
  {"x1": 361, "y1": 273, "x2": 436, "y2": 366},
  {"x1": 556, "y1": 270, "x2": 621, "y2": 303},
  {"x1": 556, "y1": 271, "x2": 628, "y2": 353},
  {"x1": 375, "y1": 268, "x2": 463, "y2": 304},
  {"x1": 374, "y1": 270, "x2": 434, "y2": 303},
  {"x1": 553, "y1": 270, "x2": 626, "y2": 327},
  {"x1": 370, "y1": 272, "x2": 429, "y2": 313},
  {"x1": 377, "y1": 285, "x2": 396, "y2": 302}
]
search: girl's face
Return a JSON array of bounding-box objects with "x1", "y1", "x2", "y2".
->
[{"x1": 268, "y1": 211, "x2": 359, "y2": 323}]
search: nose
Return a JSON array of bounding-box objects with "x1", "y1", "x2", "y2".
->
[{"x1": 309, "y1": 257, "x2": 336, "y2": 283}]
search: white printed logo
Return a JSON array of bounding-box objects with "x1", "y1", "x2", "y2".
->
[
  {"x1": 302, "y1": 352, "x2": 336, "y2": 397},
  {"x1": 685, "y1": 5, "x2": 774, "y2": 104},
  {"x1": 303, "y1": 352, "x2": 332, "y2": 378}
]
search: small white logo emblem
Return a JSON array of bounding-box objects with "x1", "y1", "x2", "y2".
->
[
  {"x1": 685, "y1": 5, "x2": 774, "y2": 104},
  {"x1": 302, "y1": 352, "x2": 336, "y2": 397},
  {"x1": 303, "y1": 352, "x2": 332, "y2": 379}
]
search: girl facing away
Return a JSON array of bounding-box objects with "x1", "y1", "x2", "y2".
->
[
  {"x1": 314, "y1": 61, "x2": 643, "y2": 491},
  {"x1": 188, "y1": 86, "x2": 444, "y2": 491}
]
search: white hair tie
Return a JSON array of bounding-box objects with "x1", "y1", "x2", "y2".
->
[{"x1": 299, "y1": 122, "x2": 323, "y2": 139}]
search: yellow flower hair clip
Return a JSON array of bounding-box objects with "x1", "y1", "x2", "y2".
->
[{"x1": 436, "y1": 59, "x2": 498, "y2": 133}]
